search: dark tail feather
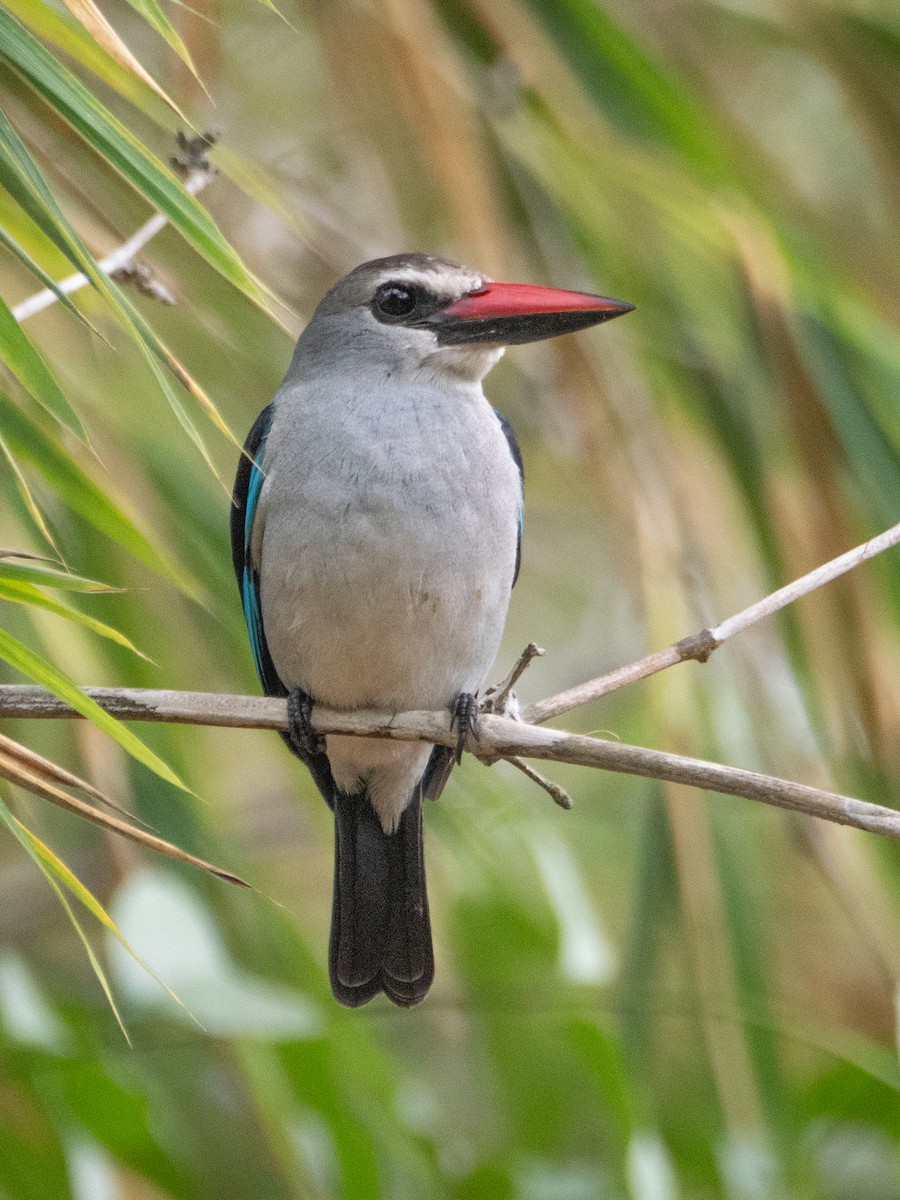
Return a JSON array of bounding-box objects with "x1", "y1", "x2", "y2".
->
[
  {"x1": 330, "y1": 787, "x2": 434, "y2": 1008},
  {"x1": 422, "y1": 744, "x2": 455, "y2": 802}
]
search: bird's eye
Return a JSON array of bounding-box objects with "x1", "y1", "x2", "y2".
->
[{"x1": 373, "y1": 282, "x2": 420, "y2": 321}]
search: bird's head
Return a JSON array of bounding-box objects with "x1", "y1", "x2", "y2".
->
[{"x1": 291, "y1": 254, "x2": 634, "y2": 385}]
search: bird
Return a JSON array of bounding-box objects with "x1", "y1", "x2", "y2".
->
[{"x1": 231, "y1": 253, "x2": 633, "y2": 1007}]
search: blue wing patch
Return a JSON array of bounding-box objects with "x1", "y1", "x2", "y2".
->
[
  {"x1": 242, "y1": 564, "x2": 265, "y2": 679},
  {"x1": 242, "y1": 450, "x2": 268, "y2": 678},
  {"x1": 231, "y1": 405, "x2": 284, "y2": 696}
]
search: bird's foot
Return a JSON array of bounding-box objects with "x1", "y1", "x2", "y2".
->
[
  {"x1": 287, "y1": 688, "x2": 326, "y2": 760},
  {"x1": 449, "y1": 692, "x2": 479, "y2": 765}
]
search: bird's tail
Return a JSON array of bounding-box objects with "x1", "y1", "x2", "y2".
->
[{"x1": 330, "y1": 786, "x2": 434, "y2": 1007}]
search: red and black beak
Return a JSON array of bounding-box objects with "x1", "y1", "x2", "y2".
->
[{"x1": 422, "y1": 281, "x2": 635, "y2": 346}]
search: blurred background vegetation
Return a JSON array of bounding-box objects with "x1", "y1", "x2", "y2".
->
[{"x1": 2, "y1": 0, "x2": 900, "y2": 1195}]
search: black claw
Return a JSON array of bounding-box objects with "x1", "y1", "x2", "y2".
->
[
  {"x1": 449, "y1": 692, "x2": 479, "y2": 765},
  {"x1": 287, "y1": 688, "x2": 326, "y2": 759}
]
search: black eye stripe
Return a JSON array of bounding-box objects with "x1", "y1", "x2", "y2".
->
[{"x1": 371, "y1": 280, "x2": 447, "y2": 326}]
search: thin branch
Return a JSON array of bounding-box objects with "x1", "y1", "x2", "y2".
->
[
  {"x1": 11, "y1": 139, "x2": 216, "y2": 324},
  {"x1": 0, "y1": 686, "x2": 286, "y2": 727},
  {"x1": 524, "y1": 519, "x2": 900, "y2": 726},
  {"x1": 1, "y1": 685, "x2": 898, "y2": 841},
  {"x1": 506, "y1": 756, "x2": 573, "y2": 809},
  {"x1": 0, "y1": 462, "x2": 898, "y2": 849},
  {"x1": 482, "y1": 642, "x2": 544, "y2": 714},
  {"x1": 711, "y1": 520, "x2": 900, "y2": 642}
]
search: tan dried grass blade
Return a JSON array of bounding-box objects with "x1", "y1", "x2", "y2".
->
[
  {"x1": 61, "y1": 0, "x2": 188, "y2": 120},
  {"x1": 0, "y1": 738, "x2": 248, "y2": 887}
]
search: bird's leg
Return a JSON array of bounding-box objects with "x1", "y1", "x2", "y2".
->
[
  {"x1": 449, "y1": 692, "x2": 479, "y2": 764},
  {"x1": 287, "y1": 687, "x2": 326, "y2": 759}
]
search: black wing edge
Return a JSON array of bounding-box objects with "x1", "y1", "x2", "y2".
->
[
  {"x1": 495, "y1": 410, "x2": 524, "y2": 587},
  {"x1": 231, "y1": 404, "x2": 271, "y2": 582},
  {"x1": 231, "y1": 404, "x2": 285, "y2": 698}
]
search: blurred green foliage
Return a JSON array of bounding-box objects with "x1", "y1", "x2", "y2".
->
[{"x1": 2, "y1": 0, "x2": 900, "y2": 1196}]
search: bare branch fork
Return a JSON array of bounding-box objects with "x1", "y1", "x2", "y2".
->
[
  {"x1": 3, "y1": 518, "x2": 900, "y2": 843},
  {"x1": 11, "y1": 132, "x2": 219, "y2": 322}
]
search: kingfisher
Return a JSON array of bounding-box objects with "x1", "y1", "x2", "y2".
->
[{"x1": 232, "y1": 254, "x2": 633, "y2": 1007}]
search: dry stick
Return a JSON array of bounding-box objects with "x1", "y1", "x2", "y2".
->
[
  {"x1": 1, "y1": 686, "x2": 899, "y2": 840},
  {"x1": 506, "y1": 756, "x2": 573, "y2": 810},
  {"x1": 11, "y1": 168, "x2": 214, "y2": 323},
  {"x1": 523, "y1": 519, "x2": 900, "y2": 726},
  {"x1": 479, "y1": 647, "x2": 574, "y2": 808},
  {"x1": 2, "y1": 521, "x2": 900, "y2": 838},
  {"x1": 482, "y1": 641, "x2": 545, "y2": 713}
]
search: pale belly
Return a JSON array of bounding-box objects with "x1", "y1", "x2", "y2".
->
[
  {"x1": 254, "y1": 387, "x2": 521, "y2": 828},
  {"x1": 261, "y1": 540, "x2": 511, "y2": 712}
]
